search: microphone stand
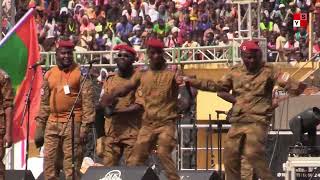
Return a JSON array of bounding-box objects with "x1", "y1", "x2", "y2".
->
[
  {"x1": 20, "y1": 66, "x2": 38, "y2": 180},
  {"x1": 205, "y1": 114, "x2": 210, "y2": 170},
  {"x1": 209, "y1": 114, "x2": 214, "y2": 169},
  {"x1": 62, "y1": 62, "x2": 94, "y2": 180},
  {"x1": 216, "y1": 111, "x2": 223, "y2": 179},
  {"x1": 176, "y1": 115, "x2": 182, "y2": 170},
  {"x1": 192, "y1": 115, "x2": 198, "y2": 170}
]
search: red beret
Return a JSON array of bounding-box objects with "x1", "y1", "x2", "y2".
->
[
  {"x1": 57, "y1": 39, "x2": 74, "y2": 48},
  {"x1": 240, "y1": 40, "x2": 260, "y2": 53},
  {"x1": 146, "y1": 38, "x2": 165, "y2": 49},
  {"x1": 113, "y1": 44, "x2": 137, "y2": 56}
]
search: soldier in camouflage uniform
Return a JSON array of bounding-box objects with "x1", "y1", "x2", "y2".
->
[
  {"x1": 101, "y1": 39, "x2": 181, "y2": 180},
  {"x1": 34, "y1": 39, "x2": 95, "y2": 180},
  {"x1": 184, "y1": 40, "x2": 307, "y2": 180},
  {"x1": 218, "y1": 91, "x2": 255, "y2": 180},
  {"x1": 100, "y1": 44, "x2": 143, "y2": 166},
  {"x1": 0, "y1": 69, "x2": 13, "y2": 180}
]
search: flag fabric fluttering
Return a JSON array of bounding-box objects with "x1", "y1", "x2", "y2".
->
[{"x1": 0, "y1": 8, "x2": 43, "y2": 143}]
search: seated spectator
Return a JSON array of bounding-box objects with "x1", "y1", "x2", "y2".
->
[
  {"x1": 197, "y1": 14, "x2": 211, "y2": 32},
  {"x1": 179, "y1": 16, "x2": 193, "y2": 44},
  {"x1": 122, "y1": 3, "x2": 135, "y2": 22},
  {"x1": 286, "y1": 2, "x2": 301, "y2": 19},
  {"x1": 271, "y1": 4, "x2": 286, "y2": 21},
  {"x1": 80, "y1": 15, "x2": 95, "y2": 34},
  {"x1": 272, "y1": 17, "x2": 282, "y2": 33},
  {"x1": 284, "y1": 35, "x2": 300, "y2": 62},
  {"x1": 313, "y1": 38, "x2": 320, "y2": 60},
  {"x1": 190, "y1": 3, "x2": 199, "y2": 29},
  {"x1": 276, "y1": 28, "x2": 288, "y2": 62},
  {"x1": 105, "y1": 28, "x2": 122, "y2": 50},
  {"x1": 130, "y1": 27, "x2": 143, "y2": 50},
  {"x1": 182, "y1": 32, "x2": 200, "y2": 48},
  {"x1": 222, "y1": 26, "x2": 234, "y2": 39},
  {"x1": 80, "y1": 30, "x2": 93, "y2": 50},
  {"x1": 148, "y1": 5, "x2": 159, "y2": 22},
  {"x1": 260, "y1": 16, "x2": 274, "y2": 33},
  {"x1": 295, "y1": 27, "x2": 308, "y2": 41},
  {"x1": 267, "y1": 33, "x2": 278, "y2": 62},
  {"x1": 116, "y1": 15, "x2": 133, "y2": 37},
  {"x1": 65, "y1": 15, "x2": 79, "y2": 37},
  {"x1": 133, "y1": 16, "x2": 145, "y2": 32},
  {"x1": 164, "y1": 27, "x2": 180, "y2": 48},
  {"x1": 143, "y1": 15, "x2": 154, "y2": 33},
  {"x1": 153, "y1": 18, "x2": 171, "y2": 39},
  {"x1": 218, "y1": 34, "x2": 230, "y2": 46},
  {"x1": 158, "y1": 4, "x2": 169, "y2": 22},
  {"x1": 95, "y1": 30, "x2": 108, "y2": 50},
  {"x1": 204, "y1": 32, "x2": 218, "y2": 46},
  {"x1": 299, "y1": 38, "x2": 308, "y2": 60}
]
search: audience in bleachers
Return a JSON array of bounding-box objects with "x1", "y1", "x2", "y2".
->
[{"x1": 2, "y1": 0, "x2": 320, "y2": 62}]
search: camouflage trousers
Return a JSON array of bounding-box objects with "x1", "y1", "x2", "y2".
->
[
  {"x1": 43, "y1": 121, "x2": 82, "y2": 180},
  {"x1": 224, "y1": 122, "x2": 275, "y2": 180},
  {"x1": 0, "y1": 135, "x2": 4, "y2": 180},
  {"x1": 241, "y1": 156, "x2": 254, "y2": 180},
  {"x1": 102, "y1": 136, "x2": 136, "y2": 166},
  {"x1": 127, "y1": 123, "x2": 179, "y2": 180}
]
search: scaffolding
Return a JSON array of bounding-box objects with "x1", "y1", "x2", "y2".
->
[{"x1": 233, "y1": 0, "x2": 260, "y2": 39}]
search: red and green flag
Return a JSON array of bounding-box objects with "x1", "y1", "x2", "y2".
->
[{"x1": 0, "y1": 8, "x2": 42, "y2": 142}]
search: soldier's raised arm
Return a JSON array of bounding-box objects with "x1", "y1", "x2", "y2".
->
[
  {"x1": 100, "y1": 71, "x2": 141, "y2": 107},
  {"x1": 274, "y1": 69, "x2": 307, "y2": 96},
  {"x1": 183, "y1": 69, "x2": 233, "y2": 92}
]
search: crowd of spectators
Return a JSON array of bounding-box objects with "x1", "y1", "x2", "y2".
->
[{"x1": 2, "y1": 0, "x2": 320, "y2": 62}]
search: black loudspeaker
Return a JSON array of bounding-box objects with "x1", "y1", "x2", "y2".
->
[
  {"x1": 36, "y1": 171, "x2": 65, "y2": 180},
  {"x1": 159, "y1": 170, "x2": 216, "y2": 180},
  {"x1": 81, "y1": 166, "x2": 159, "y2": 180},
  {"x1": 5, "y1": 170, "x2": 35, "y2": 180}
]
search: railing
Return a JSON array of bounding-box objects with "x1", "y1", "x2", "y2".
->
[
  {"x1": 40, "y1": 38, "x2": 270, "y2": 68},
  {"x1": 40, "y1": 45, "x2": 234, "y2": 67},
  {"x1": 291, "y1": 53, "x2": 320, "y2": 81}
]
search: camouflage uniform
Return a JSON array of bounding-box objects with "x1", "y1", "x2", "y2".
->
[
  {"x1": 0, "y1": 69, "x2": 13, "y2": 180},
  {"x1": 189, "y1": 63, "x2": 302, "y2": 180},
  {"x1": 101, "y1": 73, "x2": 142, "y2": 166},
  {"x1": 35, "y1": 64, "x2": 95, "y2": 180},
  {"x1": 125, "y1": 69, "x2": 180, "y2": 180}
]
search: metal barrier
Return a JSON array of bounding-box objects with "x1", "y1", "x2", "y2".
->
[
  {"x1": 40, "y1": 45, "x2": 234, "y2": 67},
  {"x1": 177, "y1": 124, "x2": 231, "y2": 170}
]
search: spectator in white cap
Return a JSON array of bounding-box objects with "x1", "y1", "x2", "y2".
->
[
  {"x1": 270, "y1": 4, "x2": 285, "y2": 20},
  {"x1": 222, "y1": 26, "x2": 234, "y2": 39},
  {"x1": 164, "y1": 27, "x2": 180, "y2": 48},
  {"x1": 129, "y1": 27, "x2": 143, "y2": 50},
  {"x1": 60, "y1": 7, "x2": 69, "y2": 15}
]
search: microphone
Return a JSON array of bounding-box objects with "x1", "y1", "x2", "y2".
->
[
  {"x1": 215, "y1": 110, "x2": 227, "y2": 115},
  {"x1": 29, "y1": 59, "x2": 45, "y2": 69}
]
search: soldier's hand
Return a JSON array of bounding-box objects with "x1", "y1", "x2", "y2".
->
[
  {"x1": 34, "y1": 122, "x2": 46, "y2": 148},
  {"x1": 80, "y1": 125, "x2": 88, "y2": 143},
  {"x1": 100, "y1": 94, "x2": 115, "y2": 107},
  {"x1": 3, "y1": 133, "x2": 12, "y2": 148},
  {"x1": 104, "y1": 106, "x2": 114, "y2": 118}
]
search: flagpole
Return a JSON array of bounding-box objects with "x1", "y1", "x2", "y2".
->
[{"x1": 0, "y1": 8, "x2": 34, "y2": 47}]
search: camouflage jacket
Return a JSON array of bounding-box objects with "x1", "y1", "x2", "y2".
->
[
  {"x1": 189, "y1": 63, "x2": 302, "y2": 124},
  {"x1": 0, "y1": 69, "x2": 14, "y2": 129},
  {"x1": 35, "y1": 64, "x2": 95, "y2": 125}
]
